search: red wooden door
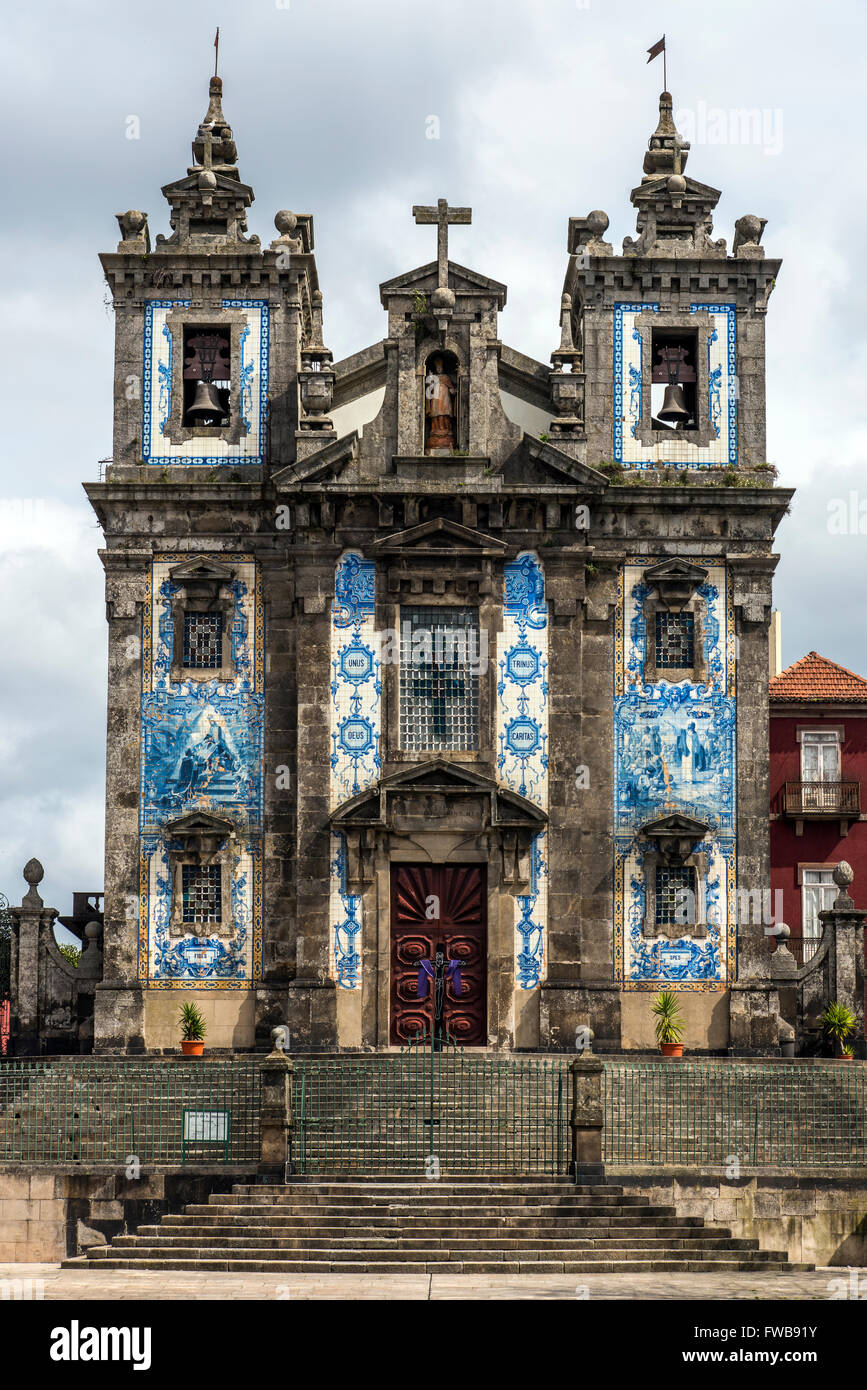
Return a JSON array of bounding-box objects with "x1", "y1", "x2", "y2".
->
[{"x1": 390, "y1": 864, "x2": 487, "y2": 1045}]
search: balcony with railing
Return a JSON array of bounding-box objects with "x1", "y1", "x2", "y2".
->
[{"x1": 783, "y1": 780, "x2": 860, "y2": 821}]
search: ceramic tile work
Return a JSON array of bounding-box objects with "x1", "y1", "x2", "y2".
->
[
  {"x1": 142, "y1": 299, "x2": 269, "y2": 465},
  {"x1": 613, "y1": 303, "x2": 737, "y2": 468},
  {"x1": 613, "y1": 562, "x2": 737, "y2": 989},
  {"x1": 497, "y1": 553, "x2": 549, "y2": 989},
  {"x1": 329, "y1": 553, "x2": 380, "y2": 989},
  {"x1": 138, "y1": 556, "x2": 264, "y2": 986}
]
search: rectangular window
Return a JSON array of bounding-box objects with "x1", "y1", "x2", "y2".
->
[
  {"x1": 800, "y1": 731, "x2": 841, "y2": 783},
  {"x1": 655, "y1": 611, "x2": 695, "y2": 670},
  {"x1": 801, "y1": 868, "x2": 836, "y2": 961},
  {"x1": 181, "y1": 863, "x2": 221, "y2": 926},
  {"x1": 655, "y1": 864, "x2": 697, "y2": 928},
  {"x1": 183, "y1": 611, "x2": 223, "y2": 669},
  {"x1": 399, "y1": 606, "x2": 480, "y2": 751}
]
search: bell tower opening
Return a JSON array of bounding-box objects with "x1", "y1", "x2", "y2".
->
[
  {"x1": 182, "y1": 326, "x2": 232, "y2": 427},
  {"x1": 650, "y1": 327, "x2": 698, "y2": 431}
]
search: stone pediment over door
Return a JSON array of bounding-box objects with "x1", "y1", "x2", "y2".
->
[
  {"x1": 369, "y1": 517, "x2": 509, "y2": 560},
  {"x1": 330, "y1": 759, "x2": 546, "y2": 894}
]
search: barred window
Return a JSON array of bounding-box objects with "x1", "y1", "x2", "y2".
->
[
  {"x1": 655, "y1": 611, "x2": 694, "y2": 669},
  {"x1": 183, "y1": 611, "x2": 223, "y2": 669},
  {"x1": 181, "y1": 864, "x2": 221, "y2": 925},
  {"x1": 399, "y1": 606, "x2": 480, "y2": 750},
  {"x1": 655, "y1": 864, "x2": 696, "y2": 928}
]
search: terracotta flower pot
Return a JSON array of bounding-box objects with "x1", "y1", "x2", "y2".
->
[
  {"x1": 660, "y1": 1042, "x2": 684, "y2": 1058},
  {"x1": 181, "y1": 1040, "x2": 205, "y2": 1056},
  {"x1": 837, "y1": 1053, "x2": 854, "y2": 1062}
]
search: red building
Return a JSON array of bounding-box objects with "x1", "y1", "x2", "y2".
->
[{"x1": 770, "y1": 652, "x2": 867, "y2": 964}]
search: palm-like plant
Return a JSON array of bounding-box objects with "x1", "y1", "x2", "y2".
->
[
  {"x1": 652, "y1": 990, "x2": 685, "y2": 1046},
  {"x1": 178, "y1": 1001, "x2": 207, "y2": 1042},
  {"x1": 820, "y1": 1002, "x2": 856, "y2": 1056}
]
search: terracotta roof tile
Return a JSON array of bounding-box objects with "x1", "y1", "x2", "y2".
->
[{"x1": 769, "y1": 651, "x2": 867, "y2": 702}]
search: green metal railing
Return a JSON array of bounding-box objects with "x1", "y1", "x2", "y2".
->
[
  {"x1": 603, "y1": 1060, "x2": 867, "y2": 1168},
  {"x1": 295, "y1": 1036, "x2": 568, "y2": 1175},
  {"x1": 0, "y1": 1058, "x2": 261, "y2": 1165}
]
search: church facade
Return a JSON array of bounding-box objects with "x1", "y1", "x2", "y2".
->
[{"x1": 89, "y1": 77, "x2": 790, "y2": 1054}]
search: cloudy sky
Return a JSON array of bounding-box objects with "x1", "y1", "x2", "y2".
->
[{"x1": 2, "y1": 0, "x2": 866, "y2": 917}]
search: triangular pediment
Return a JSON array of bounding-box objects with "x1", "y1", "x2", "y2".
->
[
  {"x1": 331, "y1": 759, "x2": 546, "y2": 831},
  {"x1": 631, "y1": 175, "x2": 721, "y2": 207},
  {"x1": 643, "y1": 558, "x2": 709, "y2": 585},
  {"x1": 640, "y1": 812, "x2": 710, "y2": 839},
  {"x1": 165, "y1": 810, "x2": 235, "y2": 837},
  {"x1": 380, "y1": 260, "x2": 507, "y2": 309},
  {"x1": 169, "y1": 558, "x2": 236, "y2": 584},
  {"x1": 370, "y1": 517, "x2": 508, "y2": 558},
  {"x1": 272, "y1": 432, "x2": 360, "y2": 488},
  {"x1": 161, "y1": 171, "x2": 254, "y2": 201}
]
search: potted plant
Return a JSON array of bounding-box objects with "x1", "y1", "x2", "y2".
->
[
  {"x1": 821, "y1": 1002, "x2": 857, "y2": 1060},
  {"x1": 179, "y1": 1001, "x2": 207, "y2": 1056},
  {"x1": 652, "y1": 990, "x2": 685, "y2": 1058}
]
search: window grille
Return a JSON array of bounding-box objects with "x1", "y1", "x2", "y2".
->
[
  {"x1": 655, "y1": 864, "x2": 697, "y2": 928},
  {"x1": 183, "y1": 611, "x2": 223, "y2": 669},
  {"x1": 399, "y1": 606, "x2": 480, "y2": 750},
  {"x1": 655, "y1": 611, "x2": 695, "y2": 669},
  {"x1": 181, "y1": 864, "x2": 221, "y2": 926}
]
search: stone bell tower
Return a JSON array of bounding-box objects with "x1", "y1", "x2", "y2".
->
[
  {"x1": 536, "y1": 91, "x2": 792, "y2": 1053},
  {"x1": 90, "y1": 74, "x2": 332, "y2": 1052}
]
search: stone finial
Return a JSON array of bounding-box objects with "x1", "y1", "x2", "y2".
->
[
  {"x1": 78, "y1": 920, "x2": 104, "y2": 979},
  {"x1": 733, "y1": 214, "x2": 768, "y2": 259},
  {"x1": 642, "y1": 91, "x2": 690, "y2": 181},
  {"x1": 116, "y1": 210, "x2": 150, "y2": 254},
  {"x1": 558, "y1": 293, "x2": 575, "y2": 353},
  {"x1": 190, "y1": 76, "x2": 238, "y2": 176},
  {"x1": 22, "y1": 858, "x2": 44, "y2": 910},
  {"x1": 833, "y1": 861, "x2": 855, "y2": 908}
]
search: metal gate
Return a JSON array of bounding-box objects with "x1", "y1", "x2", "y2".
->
[{"x1": 294, "y1": 1033, "x2": 569, "y2": 1175}]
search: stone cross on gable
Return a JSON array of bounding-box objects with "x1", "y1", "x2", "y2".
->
[{"x1": 412, "y1": 198, "x2": 472, "y2": 290}]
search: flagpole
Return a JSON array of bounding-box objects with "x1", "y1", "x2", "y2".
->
[{"x1": 214, "y1": 27, "x2": 220, "y2": 79}]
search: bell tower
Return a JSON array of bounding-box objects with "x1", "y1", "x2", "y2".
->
[
  {"x1": 90, "y1": 73, "x2": 332, "y2": 1052},
  {"x1": 564, "y1": 90, "x2": 779, "y2": 476}
]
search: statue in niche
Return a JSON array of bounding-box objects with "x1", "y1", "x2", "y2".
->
[{"x1": 424, "y1": 353, "x2": 457, "y2": 452}]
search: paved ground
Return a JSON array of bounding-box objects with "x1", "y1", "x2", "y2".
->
[{"x1": 0, "y1": 1263, "x2": 860, "y2": 1300}]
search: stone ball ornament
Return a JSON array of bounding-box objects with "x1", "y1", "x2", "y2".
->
[
  {"x1": 274, "y1": 210, "x2": 297, "y2": 236},
  {"x1": 586, "y1": 209, "x2": 609, "y2": 238},
  {"x1": 431, "y1": 285, "x2": 456, "y2": 312}
]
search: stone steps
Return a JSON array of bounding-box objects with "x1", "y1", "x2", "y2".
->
[{"x1": 61, "y1": 1178, "x2": 809, "y2": 1276}]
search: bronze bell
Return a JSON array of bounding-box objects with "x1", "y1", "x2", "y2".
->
[
  {"x1": 657, "y1": 383, "x2": 690, "y2": 425},
  {"x1": 187, "y1": 380, "x2": 224, "y2": 422}
]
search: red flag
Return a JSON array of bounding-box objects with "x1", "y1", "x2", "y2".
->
[{"x1": 647, "y1": 35, "x2": 665, "y2": 62}]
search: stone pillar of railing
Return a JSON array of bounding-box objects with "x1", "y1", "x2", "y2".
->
[
  {"x1": 8, "y1": 859, "x2": 59, "y2": 1056},
  {"x1": 258, "y1": 1028, "x2": 294, "y2": 1181},
  {"x1": 817, "y1": 862, "x2": 866, "y2": 1046},
  {"x1": 570, "y1": 1050, "x2": 604, "y2": 1177}
]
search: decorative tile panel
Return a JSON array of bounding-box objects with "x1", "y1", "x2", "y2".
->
[
  {"x1": 613, "y1": 561, "x2": 736, "y2": 989},
  {"x1": 329, "y1": 553, "x2": 380, "y2": 990},
  {"x1": 138, "y1": 555, "x2": 264, "y2": 987},
  {"x1": 613, "y1": 303, "x2": 737, "y2": 468},
  {"x1": 142, "y1": 299, "x2": 269, "y2": 465},
  {"x1": 497, "y1": 553, "x2": 549, "y2": 989}
]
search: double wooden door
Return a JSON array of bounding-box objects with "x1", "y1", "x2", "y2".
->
[{"x1": 389, "y1": 864, "x2": 487, "y2": 1045}]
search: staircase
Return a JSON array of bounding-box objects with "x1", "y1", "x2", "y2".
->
[{"x1": 63, "y1": 1178, "x2": 810, "y2": 1274}]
